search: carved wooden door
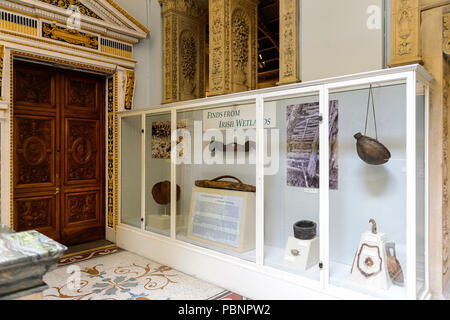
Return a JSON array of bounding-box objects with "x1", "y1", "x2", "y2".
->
[{"x1": 13, "y1": 61, "x2": 105, "y2": 245}]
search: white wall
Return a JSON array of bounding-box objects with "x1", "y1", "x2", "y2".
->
[
  {"x1": 114, "y1": 0, "x2": 163, "y2": 108},
  {"x1": 300, "y1": 0, "x2": 384, "y2": 81}
]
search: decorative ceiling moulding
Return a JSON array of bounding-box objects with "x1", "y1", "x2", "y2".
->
[
  {"x1": 208, "y1": 0, "x2": 258, "y2": 96},
  {"x1": 42, "y1": 22, "x2": 99, "y2": 49},
  {"x1": 389, "y1": 0, "x2": 423, "y2": 67},
  {"x1": 278, "y1": 0, "x2": 300, "y2": 85},
  {"x1": 0, "y1": 0, "x2": 151, "y2": 67},
  {"x1": 160, "y1": 0, "x2": 207, "y2": 104},
  {"x1": 37, "y1": 0, "x2": 102, "y2": 19},
  {"x1": 0, "y1": 0, "x2": 148, "y2": 40},
  {"x1": 444, "y1": 11, "x2": 450, "y2": 59}
]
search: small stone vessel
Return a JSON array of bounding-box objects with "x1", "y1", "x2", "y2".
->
[
  {"x1": 354, "y1": 132, "x2": 391, "y2": 165},
  {"x1": 293, "y1": 220, "x2": 317, "y2": 240}
]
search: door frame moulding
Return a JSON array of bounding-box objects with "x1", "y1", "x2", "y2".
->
[
  {"x1": 0, "y1": 0, "x2": 148, "y2": 240},
  {"x1": 6, "y1": 49, "x2": 114, "y2": 238}
]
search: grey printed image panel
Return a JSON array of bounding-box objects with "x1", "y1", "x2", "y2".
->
[{"x1": 286, "y1": 100, "x2": 339, "y2": 189}]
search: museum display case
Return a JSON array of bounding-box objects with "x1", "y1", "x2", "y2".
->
[
  {"x1": 175, "y1": 102, "x2": 257, "y2": 262},
  {"x1": 117, "y1": 65, "x2": 432, "y2": 300}
]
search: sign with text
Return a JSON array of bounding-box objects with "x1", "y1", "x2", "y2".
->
[
  {"x1": 202, "y1": 103, "x2": 276, "y2": 131},
  {"x1": 189, "y1": 191, "x2": 244, "y2": 248}
]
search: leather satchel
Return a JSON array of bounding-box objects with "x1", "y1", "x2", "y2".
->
[{"x1": 194, "y1": 175, "x2": 256, "y2": 192}]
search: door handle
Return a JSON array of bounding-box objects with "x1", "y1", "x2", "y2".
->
[{"x1": 54, "y1": 187, "x2": 60, "y2": 195}]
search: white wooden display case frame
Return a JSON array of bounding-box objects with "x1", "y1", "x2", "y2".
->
[{"x1": 117, "y1": 65, "x2": 432, "y2": 300}]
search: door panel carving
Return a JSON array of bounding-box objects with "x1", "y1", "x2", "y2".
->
[
  {"x1": 16, "y1": 196, "x2": 55, "y2": 231},
  {"x1": 65, "y1": 119, "x2": 99, "y2": 184},
  {"x1": 15, "y1": 68, "x2": 55, "y2": 108},
  {"x1": 15, "y1": 195, "x2": 59, "y2": 241},
  {"x1": 13, "y1": 60, "x2": 105, "y2": 245},
  {"x1": 66, "y1": 77, "x2": 98, "y2": 113},
  {"x1": 65, "y1": 191, "x2": 99, "y2": 224},
  {"x1": 14, "y1": 115, "x2": 55, "y2": 188}
]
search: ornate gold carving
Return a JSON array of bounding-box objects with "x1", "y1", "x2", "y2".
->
[
  {"x1": 0, "y1": 10, "x2": 38, "y2": 36},
  {"x1": 444, "y1": 68, "x2": 450, "y2": 276},
  {"x1": 0, "y1": 45, "x2": 3, "y2": 99},
  {"x1": 444, "y1": 13, "x2": 450, "y2": 58},
  {"x1": 38, "y1": 0, "x2": 101, "y2": 20},
  {"x1": 124, "y1": 70, "x2": 135, "y2": 110},
  {"x1": 114, "y1": 71, "x2": 119, "y2": 231},
  {"x1": 389, "y1": 0, "x2": 422, "y2": 67},
  {"x1": 232, "y1": 8, "x2": 250, "y2": 92},
  {"x1": 278, "y1": 0, "x2": 299, "y2": 85},
  {"x1": 10, "y1": 53, "x2": 13, "y2": 228},
  {"x1": 1, "y1": 30, "x2": 136, "y2": 64},
  {"x1": 107, "y1": 77, "x2": 114, "y2": 228},
  {"x1": 42, "y1": 22, "x2": 99, "y2": 49},
  {"x1": 100, "y1": 39, "x2": 133, "y2": 58},
  {"x1": 180, "y1": 30, "x2": 197, "y2": 100},
  {"x1": 208, "y1": 0, "x2": 257, "y2": 96},
  {"x1": 160, "y1": 0, "x2": 206, "y2": 103}
]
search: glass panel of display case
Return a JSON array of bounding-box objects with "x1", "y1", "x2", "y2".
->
[
  {"x1": 175, "y1": 101, "x2": 257, "y2": 262},
  {"x1": 145, "y1": 112, "x2": 172, "y2": 236},
  {"x1": 328, "y1": 82, "x2": 408, "y2": 299},
  {"x1": 416, "y1": 81, "x2": 426, "y2": 296},
  {"x1": 120, "y1": 115, "x2": 142, "y2": 228},
  {"x1": 263, "y1": 93, "x2": 321, "y2": 282}
]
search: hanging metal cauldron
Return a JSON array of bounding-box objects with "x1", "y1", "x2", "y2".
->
[{"x1": 354, "y1": 84, "x2": 391, "y2": 165}]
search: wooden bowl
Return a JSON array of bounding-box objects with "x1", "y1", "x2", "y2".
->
[
  {"x1": 151, "y1": 181, "x2": 180, "y2": 205},
  {"x1": 354, "y1": 132, "x2": 391, "y2": 165}
]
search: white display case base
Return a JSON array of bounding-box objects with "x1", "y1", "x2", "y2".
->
[
  {"x1": 283, "y1": 236, "x2": 319, "y2": 271},
  {"x1": 146, "y1": 214, "x2": 184, "y2": 230}
]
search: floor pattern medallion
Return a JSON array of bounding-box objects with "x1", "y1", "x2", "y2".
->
[{"x1": 44, "y1": 250, "x2": 246, "y2": 300}]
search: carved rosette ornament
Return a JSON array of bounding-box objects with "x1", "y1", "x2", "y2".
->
[
  {"x1": 389, "y1": 0, "x2": 422, "y2": 67},
  {"x1": 209, "y1": 0, "x2": 257, "y2": 96},
  {"x1": 159, "y1": 0, "x2": 206, "y2": 103},
  {"x1": 278, "y1": 0, "x2": 299, "y2": 85}
]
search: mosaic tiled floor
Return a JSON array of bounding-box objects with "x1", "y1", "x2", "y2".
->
[{"x1": 43, "y1": 249, "x2": 247, "y2": 300}]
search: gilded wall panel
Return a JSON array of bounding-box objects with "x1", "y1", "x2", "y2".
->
[
  {"x1": 444, "y1": 12, "x2": 450, "y2": 58},
  {"x1": 278, "y1": 0, "x2": 299, "y2": 84},
  {"x1": 160, "y1": 0, "x2": 206, "y2": 103},
  {"x1": 209, "y1": 0, "x2": 257, "y2": 96},
  {"x1": 389, "y1": 0, "x2": 422, "y2": 67},
  {"x1": 124, "y1": 70, "x2": 135, "y2": 110}
]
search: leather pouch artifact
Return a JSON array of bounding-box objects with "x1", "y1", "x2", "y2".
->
[
  {"x1": 195, "y1": 175, "x2": 256, "y2": 192},
  {"x1": 354, "y1": 84, "x2": 391, "y2": 165}
]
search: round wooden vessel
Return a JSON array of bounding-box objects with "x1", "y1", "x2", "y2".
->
[
  {"x1": 151, "y1": 181, "x2": 181, "y2": 205},
  {"x1": 354, "y1": 132, "x2": 391, "y2": 165}
]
